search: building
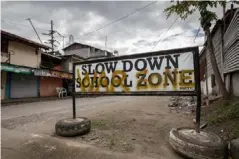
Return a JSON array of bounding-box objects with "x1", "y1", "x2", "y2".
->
[
  {"x1": 61, "y1": 54, "x2": 84, "y2": 73},
  {"x1": 1, "y1": 30, "x2": 73, "y2": 99},
  {"x1": 37, "y1": 52, "x2": 71, "y2": 97},
  {"x1": 63, "y1": 42, "x2": 113, "y2": 59},
  {"x1": 200, "y1": 8, "x2": 239, "y2": 96},
  {"x1": 60, "y1": 54, "x2": 84, "y2": 95}
]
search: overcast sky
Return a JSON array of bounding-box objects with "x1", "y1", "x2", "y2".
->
[{"x1": 1, "y1": 1, "x2": 233, "y2": 55}]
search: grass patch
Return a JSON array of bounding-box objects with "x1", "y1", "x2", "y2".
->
[
  {"x1": 203, "y1": 97, "x2": 239, "y2": 140},
  {"x1": 207, "y1": 99, "x2": 239, "y2": 124}
]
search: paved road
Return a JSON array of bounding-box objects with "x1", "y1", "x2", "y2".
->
[
  {"x1": 1, "y1": 96, "x2": 132, "y2": 120},
  {"x1": 1, "y1": 96, "x2": 190, "y2": 159},
  {"x1": 1, "y1": 96, "x2": 136, "y2": 135}
]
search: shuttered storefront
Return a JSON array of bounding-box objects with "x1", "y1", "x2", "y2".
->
[{"x1": 10, "y1": 73, "x2": 38, "y2": 98}]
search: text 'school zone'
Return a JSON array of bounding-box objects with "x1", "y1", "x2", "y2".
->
[{"x1": 76, "y1": 54, "x2": 195, "y2": 90}]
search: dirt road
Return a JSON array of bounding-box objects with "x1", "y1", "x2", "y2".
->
[{"x1": 2, "y1": 96, "x2": 194, "y2": 159}]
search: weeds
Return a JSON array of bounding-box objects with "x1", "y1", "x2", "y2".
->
[{"x1": 207, "y1": 99, "x2": 239, "y2": 124}]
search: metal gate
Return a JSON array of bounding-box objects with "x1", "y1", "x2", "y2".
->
[{"x1": 10, "y1": 73, "x2": 38, "y2": 98}]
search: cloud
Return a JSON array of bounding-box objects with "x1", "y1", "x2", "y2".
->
[{"x1": 1, "y1": 1, "x2": 234, "y2": 55}]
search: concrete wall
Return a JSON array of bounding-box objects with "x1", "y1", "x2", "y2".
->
[
  {"x1": 40, "y1": 77, "x2": 63, "y2": 97},
  {"x1": 224, "y1": 72, "x2": 239, "y2": 96},
  {"x1": 90, "y1": 50, "x2": 105, "y2": 57},
  {"x1": 1, "y1": 71, "x2": 7, "y2": 99},
  {"x1": 232, "y1": 72, "x2": 239, "y2": 96},
  {"x1": 62, "y1": 57, "x2": 70, "y2": 72},
  {"x1": 64, "y1": 48, "x2": 89, "y2": 58},
  {"x1": 1, "y1": 52, "x2": 9, "y2": 63},
  {"x1": 201, "y1": 76, "x2": 214, "y2": 96},
  {"x1": 62, "y1": 56, "x2": 84, "y2": 73},
  {"x1": 8, "y1": 41, "x2": 41, "y2": 68},
  {"x1": 62, "y1": 57, "x2": 73, "y2": 73}
]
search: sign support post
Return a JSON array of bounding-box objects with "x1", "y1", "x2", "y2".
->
[
  {"x1": 194, "y1": 48, "x2": 201, "y2": 133},
  {"x1": 72, "y1": 65, "x2": 76, "y2": 119}
]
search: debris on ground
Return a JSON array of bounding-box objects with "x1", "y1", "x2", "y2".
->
[{"x1": 168, "y1": 96, "x2": 196, "y2": 114}]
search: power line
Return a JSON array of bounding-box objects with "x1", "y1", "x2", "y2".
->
[
  {"x1": 2, "y1": 1, "x2": 157, "y2": 44},
  {"x1": 1, "y1": 19, "x2": 49, "y2": 31},
  {"x1": 75, "y1": 1, "x2": 158, "y2": 39},
  {"x1": 151, "y1": 16, "x2": 179, "y2": 51},
  {"x1": 26, "y1": 18, "x2": 43, "y2": 44},
  {"x1": 193, "y1": 26, "x2": 201, "y2": 43}
]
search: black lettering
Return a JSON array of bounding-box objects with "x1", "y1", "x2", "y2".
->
[
  {"x1": 111, "y1": 75, "x2": 121, "y2": 87},
  {"x1": 82, "y1": 77, "x2": 90, "y2": 88},
  {"x1": 105, "y1": 61, "x2": 118, "y2": 73},
  {"x1": 88, "y1": 64, "x2": 95, "y2": 75},
  {"x1": 147, "y1": 56, "x2": 164, "y2": 70},
  {"x1": 164, "y1": 69, "x2": 178, "y2": 87},
  {"x1": 95, "y1": 63, "x2": 105, "y2": 74},
  {"x1": 137, "y1": 73, "x2": 147, "y2": 86},
  {"x1": 124, "y1": 74, "x2": 132, "y2": 87},
  {"x1": 100, "y1": 77, "x2": 109, "y2": 87},
  {"x1": 90, "y1": 77, "x2": 99, "y2": 87},
  {"x1": 135, "y1": 59, "x2": 147, "y2": 71},
  {"x1": 148, "y1": 73, "x2": 162, "y2": 86},
  {"x1": 165, "y1": 54, "x2": 180, "y2": 69},
  {"x1": 76, "y1": 78, "x2": 81, "y2": 87},
  {"x1": 122, "y1": 60, "x2": 133, "y2": 72},
  {"x1": 82, "y1": 65, "x2": 87, "y2": 75}
]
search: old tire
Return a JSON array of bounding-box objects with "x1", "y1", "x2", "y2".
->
[
  {"x1": 230, "y1": 138, "x2": 239, "y2": 159},
  {"x1": 55, "y1": 117, "x2": 91, "y2": 137},
  {"x1": 169, "y1": 127, "x2": 227, "y2": 159}
]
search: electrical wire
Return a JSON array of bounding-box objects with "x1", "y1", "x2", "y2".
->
[
  {"x1": 151, "y1": 16, "x2": 179, "y2": 51},
  {"x1": 75, "y1": 1, "x2": 158, "y2": 39},
  {"x1": 2, "y1": 1, "x2": 157, "y2": 44},
  {"x1": 1, "y1": 19, "x2": 49, "y2": 31},
  {"x1": 193, "y1": 26, "x2": 201, "y2": 43}
]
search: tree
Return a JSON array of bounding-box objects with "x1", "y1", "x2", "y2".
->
[{"x1": 164, "y1": 1, "x2": 230, "y2": 99}]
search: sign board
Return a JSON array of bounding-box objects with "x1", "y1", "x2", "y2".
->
[
  {"x1": 73, "y1": 47, "x2": 199, "y2": 96},
  {"x1": 34, "y1": 69, "x2": 73, "y2": 79},
  {"x1": 1, "y1": 64, "x2": 32, "y2": 74}
]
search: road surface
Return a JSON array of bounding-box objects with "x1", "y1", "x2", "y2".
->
[{"x1": 2, "y1": 96, "x2": 193, "y2": 159}]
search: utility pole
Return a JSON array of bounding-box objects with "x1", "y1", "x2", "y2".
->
[
  {"x1": 62, "y1": 36, "x2": 65, "y2": 49},
  {"x1": 51, "y1": 20, "x2": 54, "y2": 53},
  {"x1": 105, "y1": 36, "x2": 107, "y2": 56},
  {"x1": 42, "y1": 20, "x2": 61, "y2": 55},
  {"x1": 26, "y1": 18, "x2": 43, "y2": 44}
]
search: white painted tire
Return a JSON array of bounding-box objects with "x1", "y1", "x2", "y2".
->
[
  {"x1": 55, "y1": 117, "x2": 91, "y2": 137},
  {"x1": 169, "y1": 127, "x2": 227, "y2": 159}
]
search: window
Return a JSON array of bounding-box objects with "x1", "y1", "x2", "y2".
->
[{"x1": 211, "y1": 74, "x2": 216, "y2": 87}]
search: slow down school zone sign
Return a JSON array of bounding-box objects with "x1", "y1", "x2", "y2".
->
[{"x1": 74, "y1": 47, "x2": 199, "y2": 95}]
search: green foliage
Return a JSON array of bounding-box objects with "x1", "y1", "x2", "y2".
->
[
  {"x1": 207, "y1": 99, "x2": 239, "y2": 124},
  {"x1": 164, "y1": 1, "x2": 227, "y2": 28}
]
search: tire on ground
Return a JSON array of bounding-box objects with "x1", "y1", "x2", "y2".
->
[
  {"x1": 169, "y1": 127, "x2": 227, "y2": 159},
  {"x1": 230, "y1": 138, "x2": 239, "y2": 159},
  {"x1": 55, "y1": 117, "x2": 91, "y2": 137}
]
